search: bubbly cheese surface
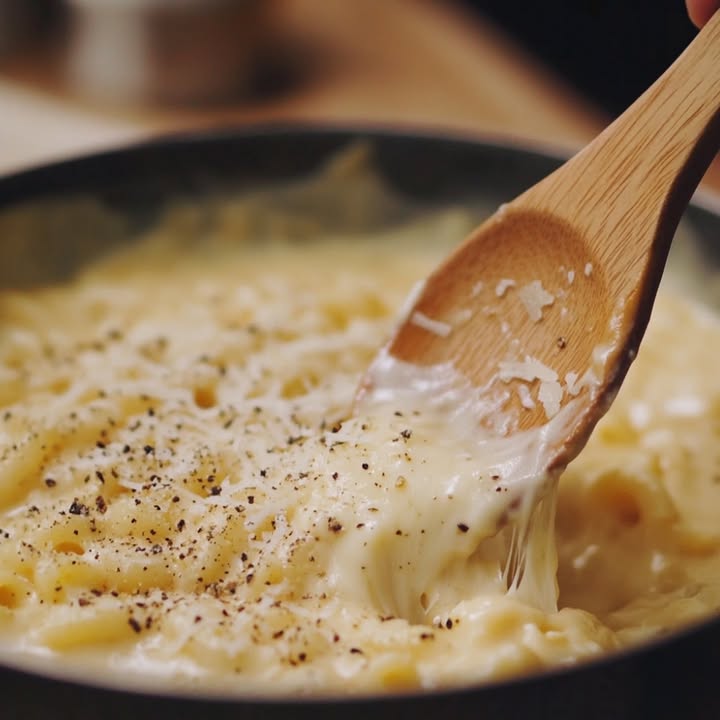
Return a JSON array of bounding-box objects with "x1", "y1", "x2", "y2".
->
[{"x1": 1, "y1": 158, "x2": 720, "y2": 696}]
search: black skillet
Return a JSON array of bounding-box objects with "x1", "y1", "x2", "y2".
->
[{"x1": 1, "y1": 126, "x2": 719, "y2": 720}]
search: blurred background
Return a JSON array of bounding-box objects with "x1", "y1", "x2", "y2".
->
[
  {"x1": 0, "y1": 0, "x2": 705, "y2": 178},
  {"x1": 466, "y1": 0, "x2": 697, "y2": 115}
]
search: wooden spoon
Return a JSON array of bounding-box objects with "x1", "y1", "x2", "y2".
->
[{"x1": 361, "y1": 13, "x2": 720, "y2": 471}]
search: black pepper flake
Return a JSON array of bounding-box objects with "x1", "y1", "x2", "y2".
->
[
  {"x1": 176, "y1": 519, "x2": 186, "y2": 532},
  {"x1": 68, "y1": 499, "x2": 89, "y2": 516},
  {"x1": 349, "y1": 648, "x2": 364, "y2": 655},
  {"x1": 248, "y1": 495, "x2": 255, "y2": 505},
  {"x1": 210, "y1": 486, "x2": 222, "y2": 496},
  {"x1": 445, "y1": 619, "x2": 453, "y2": 630},
  {"x1": 122, "y1": 445, "x2": 131, "y2": 454},
  {"x1": 95, "y1": 470, "x2": 105, "y2": 484},
  {"x1": 143, "y1": 445, "x2": 155, "y2": 455},
  {"x1": 557, "y1": 336, "x2": 567, "y2": 349},
  {"x1": 78, "y1": 597, "x2": 91, "y2": 607},
  {"x1": 95, "y1": 496, "x2": 107, "y2": 514},
  {"x1": 44, "y1": 478, "x2": 57, "y2": 488},
  {"x1": 96, "y1": 441, "x2": 106, "y2": 449},
  {"x1": 328, "y1": 519, "x2": 343, "y2": 533},
  {"x1": 457, "y1": 523, "x2": 469, "y2": 533},
  {"x1": 361, "y1": 463, "x2": 369, "y2": 470},
  {"x1": 400, "y1": 429, "x2": 412, "y2": 439},
  {"x1": 128, "y1": 617, "x2": 142, "y2": 633}
]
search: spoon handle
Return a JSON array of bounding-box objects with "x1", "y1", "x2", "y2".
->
[
  {"x1": 516, "y1": 10, "x2": 720, "y2": 382},
  {"x1": 529, "y1": 11, "x2": 720, "y2": 260}
]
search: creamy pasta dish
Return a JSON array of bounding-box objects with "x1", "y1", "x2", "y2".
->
[{"x1": 0, "y1": 150, "x2": 719, "y2": 696}]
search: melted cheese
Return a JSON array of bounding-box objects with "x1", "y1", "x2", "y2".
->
[{"x1": 0, "y1": 160, "x2": 719, "y2": 696}]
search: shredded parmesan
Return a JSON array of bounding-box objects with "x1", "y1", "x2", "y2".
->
[
  {"x1": 564, "y1": 371, "x2": 580, "y2": 396},
  {"x1": 410, "y1": 310, "x2": 452, "y2": 337},
  {"x1": 471, "y1": 280, "x2": 484, "y2": 297},
  {"x1": 498, "y1": 355, "x2": 558, "y2": 384},
  {"x1": 448, "y1": 308, "x2": 473, "y2": 326},
  {"x1": 517, "y1": 383, "x2": 535, "y2": 410},
  {"x1": 497, "y1": 355, "x2": 564, "y2": 419},
  {"x1": 538, "y1": 380, "x2": 563, "y2": 419},
  {"x1": 565, "y1": 368, "x2": 599, "y2": 397},
  {"x1": 517, "y1": 280, "x2": 555, "y2": 322},
  {"x1": 495, "y1": 278, "x2": 516, "y2": 297}
]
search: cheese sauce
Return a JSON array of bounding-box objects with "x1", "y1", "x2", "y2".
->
[{"x1": 0, "y1": 155, "x2": 718, "y2": 695}]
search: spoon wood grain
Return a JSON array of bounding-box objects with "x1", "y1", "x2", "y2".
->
[{"x1": 362, "y1": 13, "x2": 720, "y2": 469}]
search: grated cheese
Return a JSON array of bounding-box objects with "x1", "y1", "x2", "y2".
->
[
  {"x1": 495, "y1": 278, "x2": 516, "y2": 297},
  {"x1": 517, "y1": 280, "x2": 555, "y2": 323},
  {"x1": 517, "y1": 383, "x2": 536, "y2": 410},
  {"x1": 410, "y1": 310, "x2": 453, "y2": 337},
  {"x1": 498, "y1": 355, "x2": 558, "y2": 384}
]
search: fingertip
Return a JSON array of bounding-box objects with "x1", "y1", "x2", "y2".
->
[{"x1": 687, "y1": 0, "x2": 718, "y2": 27}]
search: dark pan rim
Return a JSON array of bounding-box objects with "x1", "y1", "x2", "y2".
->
[{"x1": 0, "y1": 121, "x2": 718, "y2": 706}]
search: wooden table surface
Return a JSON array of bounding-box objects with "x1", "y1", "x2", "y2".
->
[{"x1": 0, "y1": 0, "x2": 608, "y2": 176}]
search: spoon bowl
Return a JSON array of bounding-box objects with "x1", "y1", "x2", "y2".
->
[{"x1": 388, "y1": 208, "x2": 610, "y2": 444}]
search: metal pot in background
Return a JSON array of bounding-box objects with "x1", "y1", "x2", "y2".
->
[{"x1": 65, "y1": 0, "x2": 268, "y2": 105}]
